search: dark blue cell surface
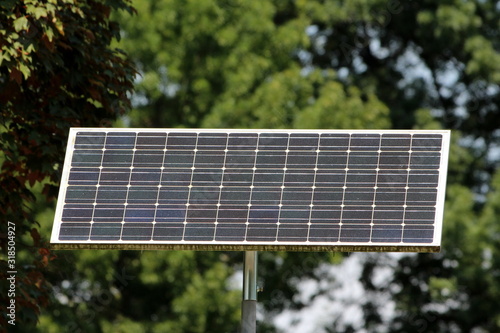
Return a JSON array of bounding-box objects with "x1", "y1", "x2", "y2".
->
[{"x1": 56, "y1": 130, "x2": 446, "y2": 249}]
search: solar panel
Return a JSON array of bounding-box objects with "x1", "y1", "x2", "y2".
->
[{"x1": 50, "y1": 128, "x2": 450, "y2": 252}]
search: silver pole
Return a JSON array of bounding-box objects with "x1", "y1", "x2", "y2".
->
[{"x1": 241, "y1": 251, "x2": 257, "y2": 333}]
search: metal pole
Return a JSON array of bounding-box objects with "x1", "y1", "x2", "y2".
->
[{"x1": 241, "y1": 251, "x2": 257, "y2": 333}]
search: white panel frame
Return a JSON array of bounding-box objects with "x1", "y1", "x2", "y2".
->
[{"x1": 51, "y1": 128, "x2": 450, "y2": 252}]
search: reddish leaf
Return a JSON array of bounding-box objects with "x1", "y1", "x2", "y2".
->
[
  {"x1": 39, "y1": 247, "x2": 50, "y2": 256},
  {"x1": 88, "y1": 87, "x2": 102, "y2": 101},
  {"x1": 10, "y1": 67, "x2": 23, "y2": 84},
  {"x1": 82, "y1": 28, "x2": 96, "y2": 41},
  {"x1": 27, "y1": 171, "x2": 39, "y2": 187},
  {"x1": 41, "y1": 34, "x2": 55, "y2": 52},
  {"x1": 31, "y1": 228, "x2": 41, "y2": 246}
]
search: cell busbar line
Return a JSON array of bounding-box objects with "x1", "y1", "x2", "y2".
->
[{"x1": 50, "y1": 128, "x2": 450, "y2": 252}]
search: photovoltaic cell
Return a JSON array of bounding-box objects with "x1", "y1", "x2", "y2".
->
[{"x1": 51, "y1": 128, "x2": 450, "y2": 252}]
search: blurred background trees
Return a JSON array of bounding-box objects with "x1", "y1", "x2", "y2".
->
[{"x1": 2, "y1": 0, "x2": 499, "y2": 332}]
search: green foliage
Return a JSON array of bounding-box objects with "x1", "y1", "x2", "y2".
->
[
  {"x1": 0, "y1": 0, "x2": 135, "y2": 329},
  {"x1": 113, "y1": 1, "x2": 499, "y2": 332},
  {"x1": 169, "y1": 262, "x2": 240, "y2": 333},
  {"x1": 2, "y1": 0, "x2": 499, "y2": 332}
]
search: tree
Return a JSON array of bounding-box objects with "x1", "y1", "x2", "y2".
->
[
  {"x1": 0, "y1": 0, "x2": 135, "y2": 329},
  {"x1": 113, "y1": 1, "x2": 499, "y2": 332},
  {"x1": 116, "y1": 0, "x2": 390, "y2": 131}
]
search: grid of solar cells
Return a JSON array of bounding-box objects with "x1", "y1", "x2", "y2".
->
[{"x1": 55, "y1": 129, "x2": 446, "y2": 247}]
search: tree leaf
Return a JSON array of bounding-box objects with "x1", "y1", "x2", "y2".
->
[
  {"x1": 33, "y1": 6, "x2": 48, "y2": 19},
  {"x1": 19, "y1": 63, "x2": 31, "y2": 79},
  {"x1": 53, "y1": 18, "x2": 64, "y2": 35},
  {"x1": 45, "y1": 26, "x2": 54, "y2": 41},
  {"x1": 0, "y1": 51, "x2": 11, "y2": 66},
  {"x1": 13, "y1": 16, "x2": 29, "y2": 32}
]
